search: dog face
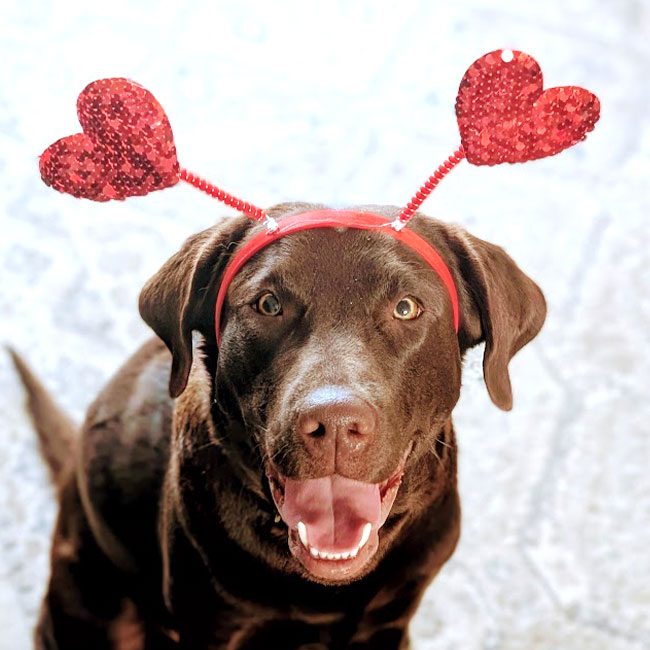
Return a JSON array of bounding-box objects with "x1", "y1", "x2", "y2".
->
[
  {"x1": 216, "y1": 220, "x2": 463, "y2": 581},
  {"x1": 140, "y1": 203, "x2": 546, "y2": 584}
]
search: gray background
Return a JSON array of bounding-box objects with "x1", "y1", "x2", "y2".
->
[{"x1": 1, "y1": 0, "x2": 649, "y2": 648}]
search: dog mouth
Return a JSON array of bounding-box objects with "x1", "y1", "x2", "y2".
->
[{"x1": 266, "y1": 443, "x2": 412, "y2": 581}]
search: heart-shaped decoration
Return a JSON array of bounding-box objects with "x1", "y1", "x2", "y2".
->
[
  {"x1": 40, "y1": 78, "x2": 179, "y2": 201},
  {"x1": 456, "y1": 49, "x2": 600, "y2": 165}
]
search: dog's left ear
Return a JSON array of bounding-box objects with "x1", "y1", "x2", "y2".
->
[
  {"x1": 139, "y1": 217, "x2": 253, "y2": 398},
  {"x1": 440, "y1": 224, "x2": 547, "y2": 411}
]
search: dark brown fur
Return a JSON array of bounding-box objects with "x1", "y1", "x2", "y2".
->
[{"x1": 13, "y1": 203, "x2": 546, "y2": 649}]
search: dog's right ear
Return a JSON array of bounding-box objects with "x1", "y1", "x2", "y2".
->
[{"x1": 139, "y1": 217, "x2": 253, "y2": 398}]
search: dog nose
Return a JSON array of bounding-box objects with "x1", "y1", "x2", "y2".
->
[{"x1": 297, "y1": 387, "x2": 377, "y2": 453}]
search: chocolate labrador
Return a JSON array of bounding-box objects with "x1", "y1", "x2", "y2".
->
[{"x1": 12, "y1": 202, "x2": 545, "y2": 649}]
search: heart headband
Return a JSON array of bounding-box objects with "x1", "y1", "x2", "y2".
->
[{"x1": 39, "y1": 49, "x2": 600, "y2": 340}]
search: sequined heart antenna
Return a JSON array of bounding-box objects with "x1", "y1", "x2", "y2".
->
[
  {"x1": 38, "y1": 77, "x2": 277, "y2": 228},
  {"x1": 393, "y1": 49, "x2": 600, "y2": 229}
]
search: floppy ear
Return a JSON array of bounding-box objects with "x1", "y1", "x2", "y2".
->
[
  {"x1": 445, "y1": 225, "x2": 547, "y2": 411},
  {"x1": 139, "y1": 217, "x2": 253, "y2": 398}
]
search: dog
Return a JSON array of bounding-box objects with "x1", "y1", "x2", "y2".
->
[{"x1": 12, "y1": 202, "x2": 546, "y2": 649}]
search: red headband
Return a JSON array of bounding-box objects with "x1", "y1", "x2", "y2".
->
[
  {"x1": 38, "y1": 49, "x2": 600, "y2": 340},
  {"x1": 214, "y1": 209, "x2": 461, "y2": 344}
]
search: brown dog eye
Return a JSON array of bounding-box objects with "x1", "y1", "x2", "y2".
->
[
  {"x1": 393, "y1": 297, "x2": 421, "y2": 320},
  {"x1": 256, "y1": 292, "x2": 282, "y2": 316}
]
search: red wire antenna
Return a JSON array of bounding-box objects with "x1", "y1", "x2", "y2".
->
[
  {"x1": 392, "y1": 146, "x2": 466, "y2": 230},
  {"x1": 180, "y1": 168, "x2": 277, "y2": 229}
]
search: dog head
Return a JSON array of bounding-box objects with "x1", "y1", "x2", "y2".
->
[{"x1": 140, "y1": 203, "x2": 546, "y2": 583}]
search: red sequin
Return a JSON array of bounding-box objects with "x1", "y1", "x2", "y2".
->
[
  {"x1": 456, "y1": 49, "x2": 600, "y2": 165},
  {"x1": 40, "y1": 78, "x2": 179, "y2": 201}
]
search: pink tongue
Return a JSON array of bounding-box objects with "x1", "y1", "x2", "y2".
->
[{"x1": 282, "y1": 475, "x2": 381, "y2": 552}]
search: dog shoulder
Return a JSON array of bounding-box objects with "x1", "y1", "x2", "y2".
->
[{"x1": 74, "y1": 338, "x2": 177, "y2": 569}]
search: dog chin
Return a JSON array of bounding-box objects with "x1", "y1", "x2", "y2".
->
[{"x1": 266, "y1": 444, "x2": 412, "y2": 582}]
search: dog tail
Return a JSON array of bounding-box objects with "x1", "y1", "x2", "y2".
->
[{"x1": 7, "y1": 347, "x2": 76, "y2": 482}]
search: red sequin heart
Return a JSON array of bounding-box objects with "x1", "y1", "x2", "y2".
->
[
  {"x1": 456, "y1": 49, "x2": 600, "y2": 165},
  {"x1": 40, "y1": 78, "x2": 179, "y2": 201}
]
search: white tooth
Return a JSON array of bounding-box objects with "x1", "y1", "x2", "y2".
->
[
  {"x1": 319, "y1": 551, "x2": 328, "y2": 560},
  {"x1": 297, "y1": 521, "x2": 309, "y2": 548},
  {"x1": 359, "y1": 522, "x2": 372, "y2": 549},
  {"x1": 351, "y1": 547, "x2": 359, "y2": 558},
  {"x1": 310, "y1": 546, "x2": 318, "y2": 558},
  {"x1": 341, "y1": 552, "x2": 350, "y2": 560},
  {"x1": 333, "y1": 553, "x2": 341, "y2": 560}
]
